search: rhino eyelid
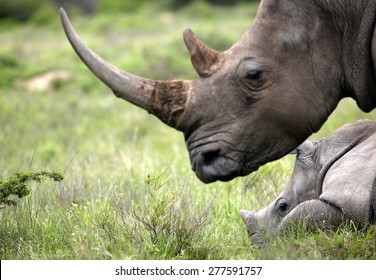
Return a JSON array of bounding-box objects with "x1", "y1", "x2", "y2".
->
[{"x1": 242, "y1": 56, "x2": 257, "y2": 61}]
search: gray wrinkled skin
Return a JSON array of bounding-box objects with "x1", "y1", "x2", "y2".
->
[
  {"x1": 241, "y1": 120, "x2": 376, "y2": 246},
  {"x1": 62, "y1": 1, "x2": 376, "y2": 183}
]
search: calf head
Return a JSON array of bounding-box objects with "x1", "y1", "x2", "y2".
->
[
  {"x1": 240, "y1": 140, "x2": 320, "y2": 245},
  {"x1": 240, "y1": 120, "x2": 376, "y2": 245}
]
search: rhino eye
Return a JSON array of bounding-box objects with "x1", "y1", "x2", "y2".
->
[
  {"x1": 238, "y1": 61, "x2": 263, "y2": 79},
  {"x1": 246, "y1": 70, "x2": 263, "y2": 81},
  {"x1": 237, "y1": 60, "x2": 270, "y2": 93}
]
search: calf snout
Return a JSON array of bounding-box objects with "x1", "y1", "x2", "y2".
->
[{"x1": 240, "y1": 210, "x2": 264, "y2": 247}]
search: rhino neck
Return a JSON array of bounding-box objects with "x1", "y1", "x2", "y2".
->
[
  {"x1": 347, "y1": 3, "x2": 376, "y2": 112},
  {"x1": 323, "y1": 0, "x2": 376, "y2": 112}
]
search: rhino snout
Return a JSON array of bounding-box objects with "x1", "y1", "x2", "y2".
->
[{"x1": 240, "y1": 210, "x2": 264, "y2": 246}]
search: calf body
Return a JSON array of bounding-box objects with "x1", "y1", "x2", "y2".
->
[{"x1": 241, "y1": 120, "x2": 376, "y2": 246}]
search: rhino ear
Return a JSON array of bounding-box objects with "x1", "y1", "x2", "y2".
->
[{"x1": 183, "y1": 28, "x2": 221, "y2": 78}]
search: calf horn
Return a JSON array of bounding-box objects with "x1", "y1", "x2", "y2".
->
[{"x1": 60, "y1": 8, "x2": 190, "y2": 130}]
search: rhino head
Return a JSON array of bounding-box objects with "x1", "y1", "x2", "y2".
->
[{"x1": 60, "y1": 0, "x2": 376, "y2": 183}]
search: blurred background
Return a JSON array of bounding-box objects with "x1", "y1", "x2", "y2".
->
[{"x1": 2, "y1": 0, "x2": 375, "y2": 260}]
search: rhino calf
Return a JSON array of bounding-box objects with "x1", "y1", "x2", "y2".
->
[{"x1": 241, "y1": 120, "x2": 376, "y2": 246}]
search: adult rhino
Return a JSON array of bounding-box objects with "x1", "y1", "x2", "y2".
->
[
  {"x1": 60, "y1": 0, "x2": 376, "y2": 183},
  {"x1": 241, "y1": 120, "x2": 376, "y2": 246}
]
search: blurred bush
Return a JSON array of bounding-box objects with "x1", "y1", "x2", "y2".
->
[
  {"x1": 98, "y1": 0, "x2": 258, "y2": 11},
  {"x1": 168, "y1": 0, "x2": 257, "y2": 9},
  {"x1": 0, "y1": 0, "x2": 259, "y2": 23},
  {"x1": 54, "y1": 0, "x2": 98, "y2": 14},
  {"x1": 0, "y1": 0, "x2": 50, "y2": 21}
]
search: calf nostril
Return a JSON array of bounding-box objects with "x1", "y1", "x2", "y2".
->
[{"x1": 202, "y1": 150, "x2": 220, "y2": 166}]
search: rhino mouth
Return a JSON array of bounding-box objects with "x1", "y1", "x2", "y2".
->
[
  {"x1": 190, "y1": 148, "x2": 245, "y2": 183},
  {"x1": 186, "y1": 130, "x2": 261, "y2": 183}
]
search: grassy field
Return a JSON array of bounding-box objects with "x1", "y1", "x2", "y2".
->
[{"x1": 1, "y1": 2, "x2": 376, "y2": 260}]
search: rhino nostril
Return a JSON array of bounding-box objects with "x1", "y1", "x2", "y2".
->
[{"x1": 202, "y1": 150, "x2": 220, "y2": 166}]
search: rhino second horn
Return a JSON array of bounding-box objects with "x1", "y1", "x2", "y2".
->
[
  {"x1": 60, "y1": 8, "x2": 191, "y2": 130},
  {"x1": 183, "y1": 28, "x2": 221, "y2": 78}
]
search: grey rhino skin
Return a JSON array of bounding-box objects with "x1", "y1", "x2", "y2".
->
[
  {"x1": 241, "y1": 120, "x2": 376, "y2": 246},
  {"x1": 61, "y1": 1, "x2": 376, "y2": 183}
]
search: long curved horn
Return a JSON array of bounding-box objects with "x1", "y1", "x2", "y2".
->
[
  {"x1": 60, "y1": 8, "x2": 190, "y2": 129},
  {"x1": 183, "y1": 28, "x2": 221, "y2": 78}
]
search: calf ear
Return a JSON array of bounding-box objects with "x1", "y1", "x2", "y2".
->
[{"x1": 289, "y1": 140, "x2": 315, "y2": 155}]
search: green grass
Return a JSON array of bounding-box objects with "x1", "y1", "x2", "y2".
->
[{"x1": 1, "y1": 2, "x2": 376, "y2": 260}]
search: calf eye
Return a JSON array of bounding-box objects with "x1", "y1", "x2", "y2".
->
[
  {"x1": 275, "y1": 198, "x2": 289, "y2": 217},
  {"x1": 279, "y1": 202, "x2": 288, "y2": 212}
]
